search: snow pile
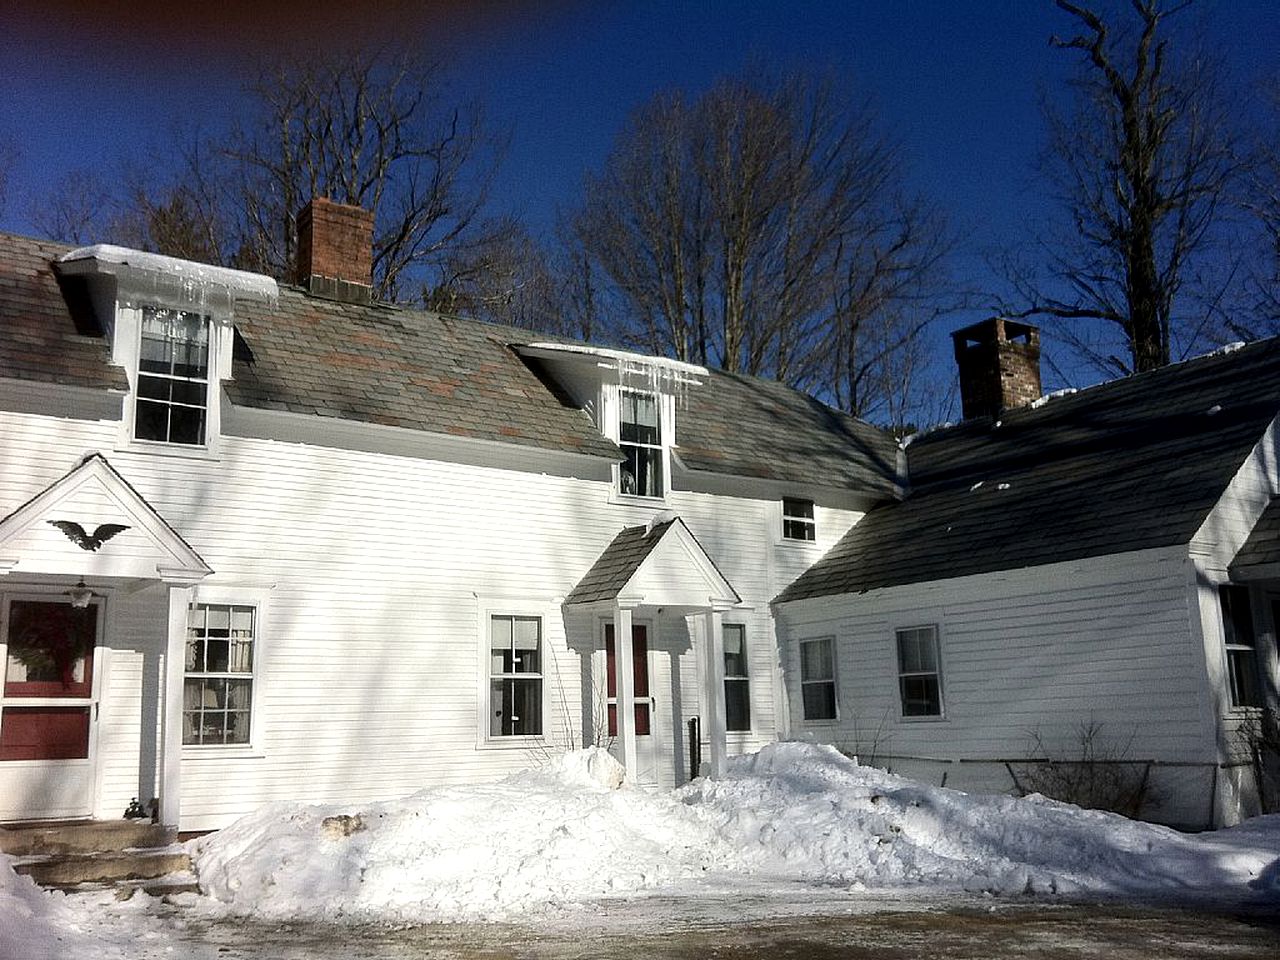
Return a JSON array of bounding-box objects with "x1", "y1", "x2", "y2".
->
[
  {"x1": 192, "y1": 743, "x2": 1280, "y2": 924},
  {"x1": 0, "y1": 854, "x2": 110, "y2": 960},
  {"x1": 690, "y1": 744, "x2": 1277, "y2": 898},
  {"x1": 195, "y1": 747, "x2": 741, "y2": 922}
]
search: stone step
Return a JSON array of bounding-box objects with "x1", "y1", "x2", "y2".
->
[
  {"x1": 0, "y1": 820, "x2": 176, "y2": 857},
  {"x1": 13, "y1": 847, "x2": 191, "y2": 887}
]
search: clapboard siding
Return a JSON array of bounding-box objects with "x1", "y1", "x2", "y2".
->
[
  {"x1": 0, "y1": 409, "x2": 861, "y2": 829},
  {"x1": 778, "y1": 546, "x2": 1213, "y2": 767}
]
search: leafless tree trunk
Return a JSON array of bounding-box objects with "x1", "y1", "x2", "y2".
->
[{"x1": 1003, "y1": 0, "x2": 1243, "y2": 375}]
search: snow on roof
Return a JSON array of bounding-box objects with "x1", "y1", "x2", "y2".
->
[
  {"x1": 523, "y1": 341, "x2": 709, "y2": 378},
  {"x1": 59, "y1": 244, "x2": 278, "y2": 305}
]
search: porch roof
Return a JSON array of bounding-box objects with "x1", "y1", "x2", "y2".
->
[
  {"x1": 1229, "y1": 497, "x2": 1280, "y2": 580},
  {"x1": 565, "y1": 515, "x2": 740, "y2": 608}
]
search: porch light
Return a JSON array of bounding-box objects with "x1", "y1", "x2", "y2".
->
[{"x1": 65, "y1": 580, "x2": 95, "y2": 609}]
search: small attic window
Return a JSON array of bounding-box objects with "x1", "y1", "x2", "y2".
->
[{"x1": 782, "y1": 498, "x2": 816, "y2": 542}]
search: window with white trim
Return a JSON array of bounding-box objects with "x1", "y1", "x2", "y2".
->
[
  {"x1": 799, "y1": 637, "x2": 837, "y2": 721},
  {"x1": 489, "y1": 615, "x2": 543, "y2": 736},
  {"x1": 1220, "y1": 586, "x2": 1263, "y2": 709},
  {"x1": 618, "y1": 390, "x2": 664, "y2": 498},
  {"x1": 183, "y1": 603, "x2": 256, "y2": 745},
  {"x1": 896, "y1": 625, "x2": 943, "y2": 717},
  {"x1": 782, "y1": 498, "x2": 816, "y2": 541},
  {"x1": 723, "y1": 623, "x2": 750, "y2": 732},
  {"x1": 136, "y1": 306, "x2": 211, "y2": 445}
]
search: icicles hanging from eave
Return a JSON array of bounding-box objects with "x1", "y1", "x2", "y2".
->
[
  {"x1": 58, "y1": 245, "x2": 279, "y2": 317},
  {"x1": 520, "y1": 341, "x2": 707, "y2": 408}
]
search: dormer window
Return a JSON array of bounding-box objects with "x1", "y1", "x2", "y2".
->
[
  {"x1": 619, "y1": 390, "x2": 664, "y2": 498},
  {"x1": 136, "y1": 307, "x2": 211, "y2": 446}
]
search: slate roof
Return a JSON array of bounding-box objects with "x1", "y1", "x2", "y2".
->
[
  {"x1": 565, "y1": 520, "x2": 676, "y2": 604},
  {"x1": 777, "y1": 338, "x2": 1280, "y2": 603},
  {"x1": 0, "y1": 230, "x2": 902, "y2": 490},
  {"x1": 226, "y1": 288, "x2": 619, "y2": 459},
  {"x1": 0, "y1": 234, "x2": 126, "y2": 393},
  {"x1": 1230, "y1": 498, "x2": 1280, "y2": 577},
  {"x1": 676, "y1": 370, "x2": 900, "y2": 496}
]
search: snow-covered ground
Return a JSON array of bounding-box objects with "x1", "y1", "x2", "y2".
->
[{"x1": 3, "y1": 743, "x2": 1278, "y2": 958}]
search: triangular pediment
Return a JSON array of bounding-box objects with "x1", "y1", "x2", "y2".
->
[
  {"x1": 0, "y1": 453, "x2": 211, "y2": 584},
  {"x1": 566, "y1": 514, "x2": 739, "y2": 608}
]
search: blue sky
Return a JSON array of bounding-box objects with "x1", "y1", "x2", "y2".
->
[{"x1": 3, "y1": 1, "x2": 1278, "y2": 401}]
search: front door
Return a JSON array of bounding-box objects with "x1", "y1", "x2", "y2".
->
[
  {"x1": 0, "y1": 597, "x2": 101, "y2": 820},
  {"x1": 605, "y1": 622, "x2": 658, "y2": 784}
]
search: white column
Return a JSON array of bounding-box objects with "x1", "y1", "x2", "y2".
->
[
  {"x1": 614, "y1": 602, "x2": 638, "y2": 780},
  {"x1": 159, "y1": 585, "x2": 193, "y2": 827},
  {"x1": 703, "y1": 606, "x2": 727, "y2": 778}
]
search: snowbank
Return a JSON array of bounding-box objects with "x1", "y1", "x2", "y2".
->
[
  {"x1": 0, "y1": 854, "x2": 110, "y2": 960},
  {"x1": 191, "y1": 743, "x2": 1280, "y2": 924}
]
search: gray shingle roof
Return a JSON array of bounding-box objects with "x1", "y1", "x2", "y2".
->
[
  {"x1": 1230, "y1": 498, "x2": 1280, "y2": 577},
  {"x1": 676, "y1": 370, "x2": 901, "y2": 496},
  {"x1": 227, "y1": 289, "x2": 620, "y2": 460},
  {"x1": 0, "y1": 230, "x2": 902, "y2": 491},
  {"x1": 565, "y1": 520, "x2": 676, "y2": 604},
  {"x1": 0, "y1": 234, "x2": 126, "y2": 393},
  {"x1": 777, "y1": 338, "x2": 1280, "y2": 603}
]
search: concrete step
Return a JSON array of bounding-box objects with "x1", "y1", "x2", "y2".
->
[
  {"x1": 13, "y1": 846, "x2": 191, "y2": 887},
  {"x1": 0, "y1": 820, "x2": 176, "y2": 857}
]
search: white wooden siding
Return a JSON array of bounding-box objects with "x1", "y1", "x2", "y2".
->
[
  {"x1": 776, "y1": 545, "x2": 1221, "y2": 826},
  {"x1": 0, "y1": 409, "x2": 860, "y2": 829}
]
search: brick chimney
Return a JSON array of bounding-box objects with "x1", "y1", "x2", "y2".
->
[
  {"x1": 295, "y1": 197, "x2": 375, "y2": 304},
  {"x1": 951, "y1": 317, "x2": 1041, "y2": 420}
]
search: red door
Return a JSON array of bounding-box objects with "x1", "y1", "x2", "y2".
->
[
  {"x1": 605, "y1": 623, "x2": 651, "y2": 736},
  {"x1": 1, "y1": 600, "x2": 97, "y2": 761}
]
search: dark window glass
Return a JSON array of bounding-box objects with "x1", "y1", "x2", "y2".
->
[
  {"x1": 896, "y1": 626, "x2": 943, "y2": 717},
  {"x1": 136, "y1": 306, "x2": 209, "y2": 445},
  {"x1": 799, "y1": 637, "x2": 837, "y2": 721},
  {"x1": 1220, "y1": 585, "x2": 1263, "y2": 708},
  {"x1": 782, "y1": 498, "x2": 816, "y2": 541},
  {"x1": 723, "y1": 624, "x2": 750, "y2": 731}
]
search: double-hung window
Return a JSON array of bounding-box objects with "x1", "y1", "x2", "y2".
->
[
  {"x1": 896, "y1": 625, "x2": 944, "y2": 717},
  {"x1": 136, "y1": 306, "x2": 211, "y2": 445},
  {"x1": 799, "y1": 637, "x2": 837, "y2": 721},
  {"x1": 489, "y1": 615, "x2": 543, "y2": 736},
  {"x1": 618, "y1": 390, "x2": 663, "y2": 498},
  {"x1": 723, "y1": 623, "x2": 750, "y2": 732},
  {"x1": 183, "y1": 603, "x2": 256, "y2": 745},
  {"x1": 1220, "y1": 586, "x2": 1263, "y2": 709},
  {"x1": 782, "y1": 498, "x2": 816, "y2": 542}
]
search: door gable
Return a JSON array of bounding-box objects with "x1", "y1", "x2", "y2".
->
[{"x1": 0, "y1": 453, "x2": 211, "y2": 584}]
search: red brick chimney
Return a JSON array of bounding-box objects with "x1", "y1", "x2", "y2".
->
[
  {"x1": 295, "y1": 197, "x2": 375, "y2": 303},
  {"x1": 951, "y1": 317, "x2": 1041, "y2": 420}
]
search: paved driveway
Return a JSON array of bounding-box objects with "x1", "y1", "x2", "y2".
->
[{"x1": 107, "y1": 897, "x2": 1280, "y2": 960}]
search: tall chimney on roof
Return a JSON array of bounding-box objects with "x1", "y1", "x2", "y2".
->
[
  {"x1": 295, "y1": 197, "x2": 375, "y2": 304},
  {"x1": 951, "y1": 317, "x2": 1041, "y2": 420}
]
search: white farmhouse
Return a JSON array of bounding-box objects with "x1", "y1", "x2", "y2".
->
[{"x1": 0, "y1": 199, "x2": 1276, "y2": 834}]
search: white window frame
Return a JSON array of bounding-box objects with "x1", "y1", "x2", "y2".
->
[
  {"x1": 181, "y1": 586, "x2": 268, "y2": 757},
  {"x1": 722, "y1": 622, "x2": 752, "y2": 734},
  {"x1": 781, "y1": 498, "x2": 817, "y2": 543},
  {"x1": 601, "y1": 384, "x2": 674, "y2": 504},
  {"x1": 1219, "y1": 584, "x2": 1264, "y2": 711},
  {"x1": 475, "y1": 599, "x2": 552, "y2": 748},
  {"x1": 798, "y1": 636, "x2": 839, "y2": 723},
  {"x1": 112, "y1": 302, "x2": 231, "y2": 459},
  {"x1": 895, "y1": 624, "x2": 946, "y2": 720}
]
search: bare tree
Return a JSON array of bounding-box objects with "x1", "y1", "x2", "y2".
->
[
  {"x1": 222, "y1": 49, "x2": 510, "y2": 302},
  {"x1": 0, "y1": 137, "x2": 17, "y2": 220},
  {"x1": 572, "y1": 69, "x2": 952, "y2": 422},
  {"x1": 1005, "y1": 0, "x2": 1243, "y2": 375},
  {"x1": 29, "y1": 169, "x2": 114, "y2": 245},
  {"x1": 1240, "y1": 80, "x2": 1280, "y2": 338}
]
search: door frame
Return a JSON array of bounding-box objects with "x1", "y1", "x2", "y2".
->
[
  {"x1": 0, "y1": 587, "x2": 108, "y2": 820},
  {"x1": 598, "y1": 614, "x2": 661, "y2": 784}
]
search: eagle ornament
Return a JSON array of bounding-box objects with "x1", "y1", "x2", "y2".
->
[{"x1": 48, "y1": 520, "x2": 131, "y2": 552}]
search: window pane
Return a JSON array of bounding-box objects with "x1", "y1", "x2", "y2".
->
[
  {"x1": 620, "y1": 393, "x2": 659, "y2": 444},
  {"x1": 802, "y1": 681, "x2": 836, "y2": 720},
  {"x1": 723, "y1": 625, "x2": 748, "y2": 677},
  {"x1": 509, "y1": 678, "x2": 543, "y2": 735},
  {"x1": 801, "y1": 638, "x2": 833, "y2": 681},
  {"x1": 900, "y1": 674, "x2": 941, "y2": 716},
  {"x1": 168, "y1": 405, "x2": 206, "y2": 445},
  {"x1": 1228, "y1": 650, "x2": 1263, "y2": 708},
  {"x1": 135, "y1": 399, "x2": 169, "y2": 441},
  {"x1": 621, "y1": 444, "x2": 662, "y2": 497},
  {"x1": 1220, "y1": 586, "x2": 1256, "y2": 648},
  {"x1": 726, "y1": 678, "x2": 751, "y2": 731}
]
